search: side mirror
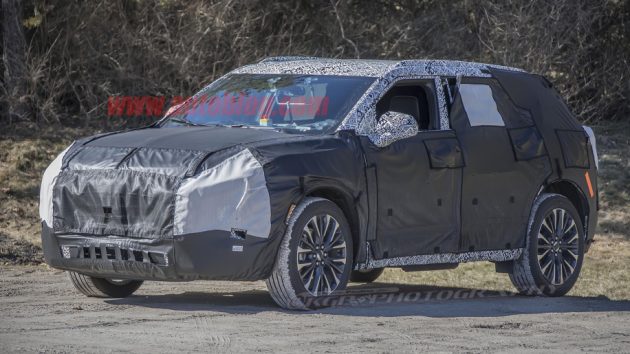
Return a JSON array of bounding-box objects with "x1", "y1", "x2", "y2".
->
[{"x1": 368, "y1": 111, "x2": 419, "y2": 147}]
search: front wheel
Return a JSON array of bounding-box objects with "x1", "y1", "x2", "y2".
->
[
  {"x1": 509, "y1": 193, "x2": 585, "y2": 296},
  {"x1": 68, "y1": 272, "x2": 143, "y2": 298},
  {"x1": 266, "y1": 197, "x2": 353, "y2": 310}
]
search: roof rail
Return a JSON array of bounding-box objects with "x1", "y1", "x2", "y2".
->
[{"x1": 258, "y1": 56, "x2": 320, "y2": 63}]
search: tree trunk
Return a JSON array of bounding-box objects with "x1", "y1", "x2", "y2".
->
[{"x1": 2, "y1": 0, "x2": 31, "y2": 123}]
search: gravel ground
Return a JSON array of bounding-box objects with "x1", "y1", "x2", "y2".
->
[{"x1": 1, "y1": 265, "x2": 629, "y2": 353}]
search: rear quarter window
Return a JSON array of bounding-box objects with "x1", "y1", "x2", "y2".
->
[{"x1": 459, "y1": 83, "x2": 505, "y2": 127}]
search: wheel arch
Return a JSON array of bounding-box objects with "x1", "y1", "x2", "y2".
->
[
  {"x1": 304, "y1": 186, "x2": 361, "y2": 263},
  {"x1": 542, "y1": 179, "x2": 589, "y2": 234}
]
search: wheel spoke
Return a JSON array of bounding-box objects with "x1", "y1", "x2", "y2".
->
[
  {"x1": 549, "y1": 212, "x2": 557, "y2": 233},
  {"x1": 555, "y1": 209, "x2": 563, "y2": 234},
  {"x1": 540, "y1": 219, "x2": 554, "y2": 242},
  {"x1": 540, "y1": 254, "x2": 554, "y2": 274},
  {"x1": 538, "y1": 232, "x2": 552, "y2": 245},
  {"x1": 321, "y1": 269, "x2": 332, "y2": 294},
  {"x1": 538, "y1": 248, "x2": 551, "y2": 260},
  {"x1": 563, "y1": 221, "x2": 578, "y2": 243},
  {"x1": 320, "y1": 215, "x2": 330, "y2": 241},
  {"x1": 298, "y1": 257, "x2": 315, "y2": 271},
  {"x1": 323, "y1": 219, "x2": 340, "y2": 250},
  {"x1": 309, "y1": 217, "x2": 322, "y2": 245},
  {"x1": 562, "y1": 241, "x2": 578, "y2": 252},
  {"x1": 563, "y1": 218, "x2": 575, "y2": 233},
  {"x1": 326, "y1": 258, "x2": 344, "y2": 274},
  {"x1": 564, "y1": 249, "x2": 578, "y2": 260},
  {"x1": 550, "y1": 256, "x2": 557, "y2": 284},
  {"x1": 327, "y1": 241, "x2": 346, "y2": 251},
  {"x1": 327, "y1": 266, "x2": 341, "y2": 286},
  {"x1": 556, "y1": 255, "x2": 564, "y2": 284},
  {"x1": 318, "y1": 216, "x2": 329, "y2": 244},
  {"x1": 563, "y1": 258, "x2": 575, "y2": 274},
  {"x1": 297, "y1": 245, "x2": 313, "y2": 254},
  {"x1": 327, "y1": 241, "x2": 347, "y2": 256},
  {"x1": 560, "y1": 209, "x2": 573, "y2": 233},
  {"x1": 565, "y1": 232, "x2": 578, "y2": 245},
  {"x1": 302, "y1": 265, "x2": 315, "y2": 289},
  {"x1": 311, "y1": 267, "x2": 322, "y2": 294},
  {"x1": 303, "y1": 227, "x2": 317, "y2": 249}
]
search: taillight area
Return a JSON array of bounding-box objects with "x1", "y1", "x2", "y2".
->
[{"x1": 585, "y1": 171, "x2": 595, "y2": 198}]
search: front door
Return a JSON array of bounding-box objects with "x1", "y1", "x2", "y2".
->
[{"x1": 360, "y1": 80, "x2": 464, "y2": 259}]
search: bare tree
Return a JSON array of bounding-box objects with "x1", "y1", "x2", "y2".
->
[{"x1": 2, "y1": 0, "x2": 31, "y2": 123}]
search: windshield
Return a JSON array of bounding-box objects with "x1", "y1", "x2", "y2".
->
[{"x1": 161, "y1": 74, "x2": 375, "y2": 134}]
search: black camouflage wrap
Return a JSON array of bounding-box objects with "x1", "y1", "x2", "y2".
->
[{"x1": 40, "y1": 58, "x2": 597, "y2": 281}]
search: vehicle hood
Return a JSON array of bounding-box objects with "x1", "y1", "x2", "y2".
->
[
  {"x1": 86, "y1": 126, "x2": 293, "y2": 152},
  {"x1": 62, "y1": 126, "x2": 298, "y2": 177}
]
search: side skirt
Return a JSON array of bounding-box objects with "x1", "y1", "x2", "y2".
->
[{"x1": 355, "y1": 245, "x2": 523, "y2": 270}]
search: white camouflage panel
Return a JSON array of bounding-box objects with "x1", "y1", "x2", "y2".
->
[
  {"x1": 39, "y1": 146, "x2": 70, "y2": 227},
  {"x1": 174, "y1": 148, "x2": 272, "y2": 238},
  {"x1": 357, "y1": 248, "x2": 523, "y2": 270}
]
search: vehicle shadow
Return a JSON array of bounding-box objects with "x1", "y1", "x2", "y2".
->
[{"x1": 104, "y1": 282, "x2": 630, "y2": 317}]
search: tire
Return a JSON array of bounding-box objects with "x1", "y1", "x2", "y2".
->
[
  {"x1": 509, "y1": 193, "x2": 585, "y2": 296},
  {"x1": 266, "y1": 197, "x2": 353, "y2": 310},
  {"x1": 68, "y1": 272, "x2": 143, "y2": 298},
  {"x1": 350, "y1": 268, "x2": 384, "y2": 283}
]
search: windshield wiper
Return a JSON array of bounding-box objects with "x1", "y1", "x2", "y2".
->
[{"x1": 168, "y1": 117, "x2": 206, "y2": 127}]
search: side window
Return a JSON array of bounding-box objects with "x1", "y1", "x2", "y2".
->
[
  {"x1": 375, "y1": 80, "x2": 439, "y2": 130},
  {"x1": 454, "y1": 77, "x2": 546, "y2": 161},
  {"x1": 458, "y1": 83, "x2": 505, "y2": 127}
]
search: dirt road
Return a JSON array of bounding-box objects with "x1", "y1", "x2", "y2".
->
[{"x1": 1, "y1": 265, "x2": 629, "y2": 353}]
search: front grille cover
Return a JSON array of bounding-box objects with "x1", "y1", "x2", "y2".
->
[
  {"x1": 52, "y1": 169, "x2": 178, "y2": 239},
  {"x1": 60, "y1": 244, "x2": 169, "y2": 266}
]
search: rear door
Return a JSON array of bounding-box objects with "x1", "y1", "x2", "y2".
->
[{"x1": 448, "y1": 77, "x2": 552, "y2": 251}]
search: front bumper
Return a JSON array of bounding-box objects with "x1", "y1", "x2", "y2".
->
[{"x1": 42, "y1": 222, "x2": 278, "y2": 281}]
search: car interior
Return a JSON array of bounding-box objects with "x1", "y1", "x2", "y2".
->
[{"x1": 376, "y1": 83, "x2": 434, "y2": 130}]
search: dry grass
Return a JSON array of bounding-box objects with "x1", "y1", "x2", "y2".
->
[
  {"x1": 0, "y1": 126, "x2": 88, "y2": 246},
  {"x1": 378, "y1": 235, "x2": 630, "y2": 300},
  {"x1": 592, "y1": 123, "x2": 630, "y2": 238}
]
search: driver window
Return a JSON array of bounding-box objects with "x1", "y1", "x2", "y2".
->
[{"x1": 375, "y1": 81, "x2": 437, "y2": 130}]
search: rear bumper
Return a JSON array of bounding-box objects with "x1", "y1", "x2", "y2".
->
[{"x1": 41, "y1": 222, "x2": 279, "y2": 281}]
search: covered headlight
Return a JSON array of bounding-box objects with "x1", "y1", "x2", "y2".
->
[
  {"x1": 173, "y1": 148, "x2": 271, "y2": 238},
  {"x1": 39, "y1": 145, "x2": 71, "y2": 227}
]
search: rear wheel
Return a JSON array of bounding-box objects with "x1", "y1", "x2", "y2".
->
[
  {"x1": 68, "y1": 272, "x2": 143, "y2": 298},
  {"x1": 266, "y1": 197, "x2": 353, "y2": 310},
  {"x1": 350, "y1": 268, "x2": 384, "y2": 283},
  {"x1": 509, "y1": 193, "x2": 585, "y2": 296}
]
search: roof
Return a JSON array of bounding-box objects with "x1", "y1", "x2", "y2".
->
[{"x1": 231, "y1": 57, "x2": 525, "y2": 78}]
